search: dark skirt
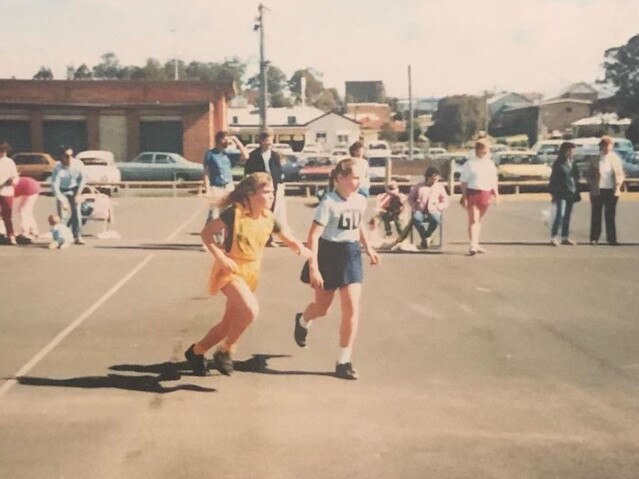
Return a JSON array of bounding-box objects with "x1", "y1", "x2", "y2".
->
[{"x1": 301, "y1": 238, "x2": 363, "y2": 290}]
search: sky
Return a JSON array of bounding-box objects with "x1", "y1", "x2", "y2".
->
[{"x1": 1, "y1": 0, "x2": 638, "y2": 99}]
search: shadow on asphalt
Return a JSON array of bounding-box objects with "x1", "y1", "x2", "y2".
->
[
  {"x1": 448, "y1": 241, "x2": 639, "y2": 246},
  {"x1": 232, "y1": 354, "x2": 335, "y2": 377},
  {"x1": 95, "y1": 243, "x2": 203, "y2": 251},
  {"x1": 12, "y1": 354, "x2": 336, "y2": 395},
  {"x1": 15, "y1": 361, "x2": 216, "y2": 394}
]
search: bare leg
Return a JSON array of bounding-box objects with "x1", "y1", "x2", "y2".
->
[
  {"x1": 338, "y1": 283, "x2": 362, "y2": 348},
  {"x1": 303, "y1": 287, "x2": 335, "y2": 323},
  {"x1": 194, "y1": 279, "x2": 259, "y2": 354}
]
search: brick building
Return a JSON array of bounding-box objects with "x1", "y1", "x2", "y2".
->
[{"x1": 0, "y1": 80, "x2": 235, "y2": 162}]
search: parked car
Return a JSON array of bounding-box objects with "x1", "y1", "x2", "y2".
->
[
  {"x1": 299, "y1": 156, "x2": 334, "y2": 182},
  {"x1": 273, "y1": 143, "x2": 294, "y2": 155},
  {"x1": 368, "y1": 156, "x2": 388, "y2": 182},
  {"x1": 119, "y1": 152, "x2": 204, "y2": 181},
  {"x1": 367, "y1": 140, "x2": 390, "y2": 151},
  {"x1": 281, "y1": 154, "x2": 303, "y2": 182},
  {"x1": 11, "y1": 152, "x2": 57, "y2": 181},
  {"x1": 448, "y1": 152, "x2": 469, "y2": 180},
  {"x1": 532, "y1": 139, "x2": 563, "y2": 164},
  {"x1": 623, "y1": 153, "x2": 639, "y2": 178},
  {"x1": 301, "y1": 144, "x2": 321, "y2": 156},
  {"x1": 428, "y1": 147, "x2": 447, "y2": 156},
  {"x1": 331, "y1": 147, "x2": 349, "y2": 159},
  {"x1": 572, "y1": 137, "x2": 634, "y2": 162},
  {"x1": 76, "y1": 150, "x2": 121, "y2": 190},
  {"x1": 494, "y1": 150, "x2": 551, "y2": 181}
]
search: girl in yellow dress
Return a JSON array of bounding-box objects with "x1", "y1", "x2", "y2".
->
[{"x1": 185, "y1": 172, "x2": 310, "y2": 376}]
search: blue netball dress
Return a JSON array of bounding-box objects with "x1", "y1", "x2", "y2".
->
[{"x1": 301, "y1": 190, "x2": 368, "y2": 290}]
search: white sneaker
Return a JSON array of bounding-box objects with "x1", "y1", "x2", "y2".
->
[{"x1": 550, "y1": 237, "x2": 560, "y2": 246}]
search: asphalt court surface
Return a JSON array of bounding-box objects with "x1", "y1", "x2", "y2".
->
[{"x1": 1, "y1": 193, "x2": 639, "y2": 478}]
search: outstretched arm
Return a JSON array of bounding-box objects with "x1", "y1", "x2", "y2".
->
[
  {"x1": 359, "y1": 222, "x2": 380, "y2": 265},
  {"x1": 275, "y1": 228, "x2": 311, "y2": 258}
]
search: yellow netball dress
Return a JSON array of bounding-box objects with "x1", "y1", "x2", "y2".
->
[{"x1": 208, "y1": 203, "x2": 279, "y2": 295}]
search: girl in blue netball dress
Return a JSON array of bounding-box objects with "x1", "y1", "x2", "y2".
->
[{"x1": 295, "y1": 158, "x2": 380, "y2": 379}]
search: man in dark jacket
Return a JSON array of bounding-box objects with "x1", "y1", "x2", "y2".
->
[
  {"x1": 244, "y1": 132, "x2": 285, "y2": 246},
  {"x1": 245, "y1": 131, "x2": 284, "y2": 209}
]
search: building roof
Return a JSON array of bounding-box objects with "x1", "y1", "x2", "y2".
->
[
  {"x1": 541, "y1": 98, "x2": 593, "y2": 106},
  {"x1": 561, "y1": 82, "x2": 598, "y2": 95},
  {"x1": 228, "y1": 106, "x2": 357, "y2": 127},
  {"x1": 572, "y1": 113, "x2": 631, "y2": 126}
]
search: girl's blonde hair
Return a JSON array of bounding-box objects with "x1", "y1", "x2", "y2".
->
[
  {"x1": 328, "y1": 158, "x2": 357, "y2": 191},
  {"x1": 218, "y1": 172, "x2": 273, "y2": 209}
]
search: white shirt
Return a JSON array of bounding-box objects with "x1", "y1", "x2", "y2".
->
[
  {"x1": 460, "y1": 153, "x2": 498, "y2": 191},
  {"x1": 314, "y1": 190, "x2": 367, "y2": 243},
  {"x1": 352, "y1": 157, "x2": 370, "y2": 191},
  {"x1": 261, "y1": 149, "x2": 272, "y2": 174},
  {"x1": 0, "y1": 155, "x2": 18, "y2": 197},
  {"x1": 598, "y1": 153, "x2": 615, "y2": 189}
]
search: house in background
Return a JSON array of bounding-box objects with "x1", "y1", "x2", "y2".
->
[
  {"x1": 572, "y1": 113, "x2": 631, "y2": 138},
  {"x1": 558, "y1": 82, "x2": 598, "y2": 102},
  {"x1": 345, "y1": 103, "x2": 392, "y2": 144},
  {"x1": 228, "y1": 105, "x2": 360, "y2": 152}
]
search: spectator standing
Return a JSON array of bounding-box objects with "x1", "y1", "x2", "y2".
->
[
  {"x1": 204, "y1": 131, "x2": 248, "y2": 225},
  {"x1": 13, "y1": 176, "x2": 41, "y2": 239},
  {"x1": 51, "y1": 146, "x2": 86, "y2": 245},
  {"x1": 349, "y1": 141, "x2": 370, "y2": 197},
  {"x1": 588, "y1": 136, "x2": 625, "y2": 245},
  {"x1": 460, "y1": 139, "x2": 499, "y2": 255},
  {"x1": 548, "y1": 142, "x2": 579, "y2": 246},
  {"x1": 0, "y1": 140, "x2": 18, "y2": 245},
  {"x1": 245, "y1": 132, "x2": 284, "y2": 245}
]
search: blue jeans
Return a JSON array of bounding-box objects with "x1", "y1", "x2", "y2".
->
[
  {"x1": 56, "y1": 189, "x2": 82, "y2": 239},
  {"x1": 550, "y1": 197, "x2": 574, "y2": 239},
  {"x1": 412, "y1": 211, "x2": 441, "y2": 241}
]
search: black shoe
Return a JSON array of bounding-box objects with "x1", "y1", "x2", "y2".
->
[
  {"x1": 294, "y1": 313, "x2": 308, "y2": 348},
  {"x1": 184, "y1": 344, "x2": 208, "y2": 376},
  {"x1": 419, "y1": 239, "x2": 429, "y2": 249},
  {"x1": 335, "y1": 362, "x2": 358, "y2": 380},
  {"x1": 213, "y1": 349, "x2": 234, "y2": 376}
]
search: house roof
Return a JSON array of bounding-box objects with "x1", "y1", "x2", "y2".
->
[
  {"x1": 572, "y1": 113, "x2": 631, "y2": 126},
  {"x1": 228, "y1": 106, "x2": 358, "y2": 127}
]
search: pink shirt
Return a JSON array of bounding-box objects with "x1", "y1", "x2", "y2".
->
[
  {"x1": 408, "y1": 181, "x2": 450, "y2": 214},
  {"x1": 14, "y1": 176, "x2": 41, "y2": 197}
]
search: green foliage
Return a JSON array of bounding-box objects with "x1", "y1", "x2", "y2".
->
[
  {"x1": 33, "y1": 66, "x2": 53, "y2": 80},
  {"x1": 92, "y1": 52, "x2": 121, "y2": 79},
  {"x1": 73, "y1": 64, "x2": 93, "y2": 80},
  {"x1": 602, "y1": 34, "x2": 639, "y2": 118},
  {"x1": 427, "y1": 95, "x2": 483, "y2": 146},
  {"x1": 247, "y1": 65, "x2": 289, "y2": 107}
]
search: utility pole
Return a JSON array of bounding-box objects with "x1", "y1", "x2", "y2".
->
[
  {"x1": 256, "y1": 4, "x2": 269, "y2": 132},
  {"x1": 408, "y1": 65, "x2": 414, "y2": 162}
]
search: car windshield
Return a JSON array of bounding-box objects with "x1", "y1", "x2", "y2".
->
[
  {"x1": 452, "y1": 156, "x2": 467, "y2": 165},
  {"x1": 305, "y1": 158, "x2": 332, "y2": 167},
  {"x1": 79, "y1": 157, "x2": 109, "y2": 166},
  {"x1": 498, "y1": 154, "x2": 541, "y2": 165},
  {"x1": 537, "y1": 145, "x2": 560, "y2": 154},
  {"x1": 368, "y1": 157, "x2": 387, "y2": 167}
]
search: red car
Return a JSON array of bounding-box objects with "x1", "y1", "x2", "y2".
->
[{"x1": 299, "y1": 157, "x2": 335, "y2": 182}]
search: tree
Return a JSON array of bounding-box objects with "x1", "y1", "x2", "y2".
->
[
  {"x1": 289, "y1": 68, "x2": 326, "y2": 106},
  {"x1": 313, "y1": 88, "x2": 341, "y2": 112},
  {"x1": 73, "y1": 64, "x2": 93, "y2": 80},
  {"x1": 427, "y1": 95, "x2": 483, "y2": 145},
  {"x1": 66, "y1": 65, "x2": 75, "y2": 80},
  {"x1": 163, "y1": 59, "x2": 187, "y2": 80},
  {"x1": 92, "y1": 52, "x2": 122, "y2": 79},
  {"x1": 33, "y1": 66, "x2": 53, "y2": 80},
  {"x1": 602, "y1": 34, "x2": 639, "y2": 118},
  {"x1": 247, "y1": 64, "x2": 289, "y2": 107}
]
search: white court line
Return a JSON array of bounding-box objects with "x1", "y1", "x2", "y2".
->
[{"x1": 0, "y1": 204, "x2": 204, "y2": 402}]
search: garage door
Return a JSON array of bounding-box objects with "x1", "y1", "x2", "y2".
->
[
  {"x1": 0, "y1": 121, "x2": 31, "y2": 154},
  {"x1": 140, "y1": 121, "x2": 183, "y2": 154},
  {"x1": 43, "y1": 121, "x2": 88, "y2": 155}
]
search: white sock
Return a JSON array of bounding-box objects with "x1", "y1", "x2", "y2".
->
[
  {"x1": 338, "y1": 347, "x2": 352, "y2": 364},
  {"x1": 299, "y1": 314, "x2": 311, "y2": 330}
]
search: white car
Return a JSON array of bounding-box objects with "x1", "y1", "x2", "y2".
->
[
  {"x1": 76, "y1": 150, "x2": 121, "y2": 192},
  {"x1": 273, "y1": 143, "x2": 294, "y2": 155},
  {"x1": 331, "y1": 147, "x2": 350, "y2": 159}
]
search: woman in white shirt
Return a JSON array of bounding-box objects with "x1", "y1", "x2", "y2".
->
[
  {"x1": 0, "y1": 141, "x2": 19, "y2": 245},
  {"x1": 588, "y1": 136, "x2": 624, "y2": 245},
  {"x1": 459, "y1": 139, "x2": 499, "y2": 255}
]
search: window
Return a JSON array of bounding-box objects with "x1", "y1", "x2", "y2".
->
[
  {"x1": 155, "y1": 154, "x2": 174, "y2": 164},
  {"x1": 566, "y1": 107, "x2": 573, "y2": 113},
  {"x1": 337, "y1": 134, "x2": 349, "y2": 144},
  {"x1": 232, "y1": 116, "x2": 239, "y2": 124},
  {"x1": 287, "y1": 116, "x2": 297, "y2": 125},
  {"x1": 135, "y1": 153, "x2": 153, "y2": 164},
  {"x1": 316, "y1": 132, "x2": 327, "y2": 143}
]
